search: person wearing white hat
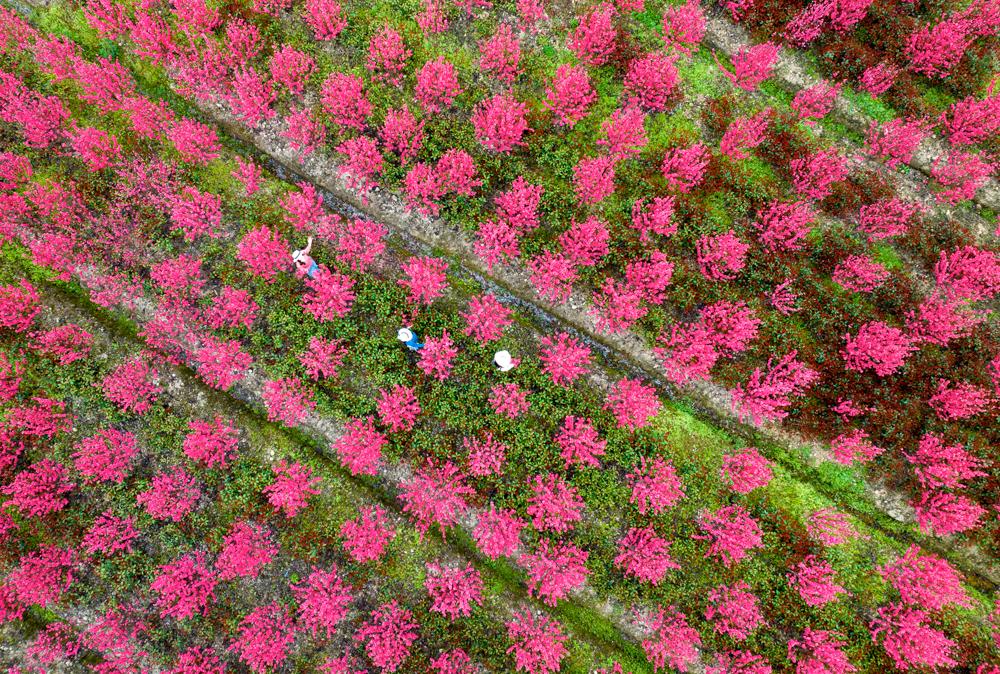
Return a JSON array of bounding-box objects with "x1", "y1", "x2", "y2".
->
[
  {"x1": 291, "y1": 237, "x2": 320, "y2": 279},
  {"x1": 397, "y1": 327, "x2": 424, "y2": 351},
  {"x1": 493, "y1": 350, "x2": 518, "y2": 372}
]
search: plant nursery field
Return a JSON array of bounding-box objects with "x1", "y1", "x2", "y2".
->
[{"x1": 0, "y1": 0, "x2": 998, "y2": 671}]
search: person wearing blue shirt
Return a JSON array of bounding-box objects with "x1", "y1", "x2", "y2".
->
[{"x1": 397, "y1": 328, "x2": 424, "y2": 351}]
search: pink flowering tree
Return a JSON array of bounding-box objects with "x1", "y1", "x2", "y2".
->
[
  {"x1": 82, "y1": 511, "x2": 139, "y2": 556},
  {"x1": 527, "y1": 473, "x2": 584, "y2": 532},
  {"x1": 72, "y1": 428, "x2": 137, "y2": 484},
  {"x1": 465, "y1": 433, "x2": 507, "y2": 476},
  {"x1": 568, "y1": 2, "x2": 617, "y2": 65},
  {"x1": 183, "y1": 416, "x2": 237, "y2": 469},
  {"x1": 788, "y1": 629, "x2": 856, "y2": 674},
  {"x1": 904, "y1": 432, "x2": 985, "y2": 490},
  {"x1": 400, "y1": 256, "x2": 448, "y2": 306},
  {"x1": 137, "y1": 467, "x2": 201, "y2": 522},
  {"x1": 631, "y1": 197, "x2": 676, "y2": 244},
  {"x1": 697, "y1": 230, "x2": 749, "y2": 281},
  {"x1": 555, "y1": 416, "x2": 606, "y2": 468},
  {"x1": 928, "y1": 379, "x2": 991, "y2": 420},
  {"x1": 33, "y1": 324, "x2": 92, "y2": 365},
  {"x1": 291, "y1": 564, "x2": 353, "y2": 638},
  {"x1": 878, "y1": 545, "x2": 971, "y2": 611},
  {"x1": 337, "y1": 219, "x2": 388, "y2": 271},
  {"x1": 321, "y1": 73, "x2": 372, "y2": 131},
  {"x1": 662, "y1": 0, "x2": 706, "y2": 53},
  {"x1": 599, "y1": 107, "x2": 649, "y2": 161},
  {"x1": 628, "y1": 456, "x2": 686, "y2": 514},
  {"x1": 864, "y1": 118, "x2": 929, "y2": 169},
  {"x1": 614, "y1": 526, "x2": 680, "y2": 585},
  {"x1": 262, "y1": 377, "x2": 316, "y2": 427},
  {"x1": 473, "y1": 504, "x2": 525, "y2": 559},
  {"x1": 694, "y1": 505, "x2": 764, "y2": 567},
  {"x1": 528, "y1": 251, "x2": 578, "y2": 304},
  {"x1": 718, "y1": 42, "x2": 780, "y2": 91},
  {"x1": 403, "y1": 162, "x2": 445, "y2": 217},
  {"x1": 479, "y1": 23, "x2": 522, "y2": 84},
  {"x1": 639, "y1": 606, "x2": 702, "y2": 672},
  {"x1": 842, "y1": 322, "x2": 915, "y2": 376},
  {"x1": 425, "y1": 562, "x2": 484, "y2": 620},
  {"x1": 463, "y1": 294, "x2": 513, "y2": 343},
  {"x1": 150, "y1": 552, "x2": 217, "y2": 620},
  {"x1": 212, "y1": 519, "x2": 277, "y2": 582},
  {"x1": 832, "y1": 255, "x2": 890, "y2": 293},
  {"x1": 303, "y1": 0, "x2": 346, "y2": 39},
  {"x1": 869, "y1": 603, "x2": 957, "y2": 671},
  {"x1": 0, "y1": 459, "x2": 70, "y2": 518},
  {"x1": 522, "y1": 539, "x2": 590, "y2": 605},
  {"x1": 720, "y1": 109, "x2": 770, "y2": 160},
  {"x1": 203, "y1": 286, "x2": 258, "y2": 330},
  {"x1": 721, "y1": 447, "x2": 773, "y2": 494},
  {"x1": 416, "y1": 57, "x2": 461, "y2": 113},
  {"x1": 341, "y1": 505, "x2": 396, "y2": 562},
  {"x1": 430, "y1": 650, "x2": 475, "y2": 674},
  {"x1": 705, "y1": 581, "x2": 764, "y2": 641},
  {"x1": 8, "y1": 545, "x2": 75, "y2": 608},
  {"x1": 943, "y1": 92, "x2": 1000, "y2": 146},
  {"x1": 788, "y1": 556, "x2": 847, "y2": 606},
  {"x1": 538, "y1": 332, "x2": 591, "y2": 386},
  {"x1": 489, "y1": 383, "x2": 530, "y2": 419},
  {"x1": 472, "y1": 93, "x2": 529, "y2": 153},
  {"x1": 808, "y1": 508, "x2": 859, "y2": 546},
  {"x1": 418, "y1": 331, "x2": 458, "y2": 380},
  {"x1": 195, "y1": 337, "x2": 252, "y2": 391},
  {"x1": 791, "y1": 148, "x2": 848, "y2": 201},
  {"x1": 934, "y1": 245, "x2": 1000, "y2": 302},
  {"x1": 830, "y1": 429, "x2": 884, "y2": 465},
  {"x1": 705, "y1": 651, "x2": 772, "y2": 674},
  {"x1": 662, "y1": 142, "x2": 710, "y2": 192},
  {"x1": 905, "y1": 17, "x2": 972, "y2": 78},
  {"x1": 559, "y1": 216, "x2": 610, "y2": 267},
  {"x1": 367, "y1": 25, "x2": 411, "y2": 85},
  {"x1": 730, "y1": 351, "x2": 819, "y2": 424},
  {"x1": 101, "y1": 357, "x2": 161, "y2": 414},
  {"x1": 302, "y1": 270, "x2": 356, "y2": 321},
  {"x1": 400, "y1": 459, "x2": 474, "y2": 537},
  {"x1": 333, "y1": 416, "x2": 386, "y2": 476},
  {"x1": 753, "y1": 200, "x2": 815, "y2": 252},
  {"x1": 913, "y1": 490, "x2": 985, "y2": 537},
  {"x1": 573, "y1": 156, "x2": 616, "y2": 205},
  {"x1": 791, "y1": 80, "x2": 841, "y2": 125},
  {"x1": 336, "y1": 136, "x2": 383, "y2": 192},
  {"x1": 931, "y1": 150, "x2": 993, "y2": 204},
  {"x1": 506, "y1": 609, "x2": 568, "y2": 674},
  {"x1": 228, "y1": 604, "x2": 297, "y2": 674},
  {"x1": 544, "y1": 64, "x2": 595, "y2": 127},
  {"x1": 624, "y1": 52, "x2": 679, "y2": 111},
  {"x1": 377, "y1": 385, "x2": 421, "y2": 432},
  {"x1": 858, "y1": 199, "x2": 919, "y2": 240},
  {"x1": 265, "y1": 459, "x2": 321, "y2": 517},
  {"x1": 355, "y1": 600, "x2": 419, "y2": 672},
  {"x1": 237, "y1": 226, "x2": 289, "y2": 282}
]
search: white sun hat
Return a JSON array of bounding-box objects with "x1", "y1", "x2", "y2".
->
[
  {"x1": 397, "y1": 328, "x2": 414, "y2": 342},
  {"x1": 291, "y1": 249, "x2": 303, "y2": 261},
  {"x1": 494, "y1": 350, "x2": 515, "y2": 371}
]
